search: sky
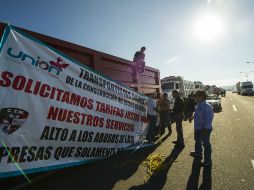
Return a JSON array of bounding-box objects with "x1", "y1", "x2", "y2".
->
[{"x1": 1, "y1": 0, "x2": 254, "y2": 87}]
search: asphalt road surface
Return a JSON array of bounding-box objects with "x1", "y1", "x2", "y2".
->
[{"x1": 1, "y1": 92, "x2": 254, "y2": 190}]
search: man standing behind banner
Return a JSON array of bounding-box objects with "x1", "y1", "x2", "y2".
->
[
  {"x1": 172, "y1": 90, "x2": 185, "y2": 148},
  {"x1": 146, "y1": 92, "x2": 157, "y2": 143},
  {"x1": 159, "y1": 93, "x2": 172, "y2": 136},
  {"x1": 189, "y1": 90, "x2": 214, "y2": 166}
]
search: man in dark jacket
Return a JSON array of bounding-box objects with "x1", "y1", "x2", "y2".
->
[{"x1": 172, "y1": 90, "x2": 185, "y2": 147}]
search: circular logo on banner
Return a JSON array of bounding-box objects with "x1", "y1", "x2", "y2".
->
[{"x1": 0, "y1": 108, "x2": 29, "y2": 135}]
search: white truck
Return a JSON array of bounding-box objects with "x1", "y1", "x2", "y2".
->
[
  {"x1": 161, "y1": 76, "x2": 195, "y2": 100},
  {"x1": 194, "y1": 81, "x2": 204, "y2": 91},
  {"x1": 236, "y1": 81, "x2": 254, "y2": 96}
]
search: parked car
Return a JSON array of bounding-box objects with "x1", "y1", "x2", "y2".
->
[{"x1": 206, "y1": 94, "x2": 222, "y2": 112}]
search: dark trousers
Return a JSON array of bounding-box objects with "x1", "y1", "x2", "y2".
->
[
  {"x1": 175, "y1": 113, "x2": 184, "y2": 144},
  {"x1": 146, "y1": 115, "x2": 157, "y2": 142},
  {"x1": 160, "y1": 111, "x2": 171, "y2": 134},
  {"x1": 194, "y1": 129, "x2": 212, "y2": 163}
]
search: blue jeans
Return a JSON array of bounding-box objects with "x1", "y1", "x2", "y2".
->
[
  {"x1": 194, "y1": 129, "x2": 212, "y2": 163},
  {"x1": 146, "y1": 115, "x2": 157, "y2": 142}
]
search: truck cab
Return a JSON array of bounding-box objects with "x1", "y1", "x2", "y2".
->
[{"x1": 240, "y1": 81, "x2": 254, "y2": 96}]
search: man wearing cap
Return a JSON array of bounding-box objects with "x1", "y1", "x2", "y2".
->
[{"x1": 189, "y1": 90, "x2": 214, "y2": 166}]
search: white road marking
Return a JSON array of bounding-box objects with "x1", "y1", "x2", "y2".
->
[
  {"x1": 233, "y1": 105, "x2": 237, "y2": 111},
  {"x1": 252, "y1": 159, "x2": 254, "y2": 170},
  {"x1": 230, "y1": 98, "x2": 232, "y2": 101}
]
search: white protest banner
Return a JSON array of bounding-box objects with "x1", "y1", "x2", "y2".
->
[{"x1": 0, "y1": 25, "x2": 148, "y2": 178}]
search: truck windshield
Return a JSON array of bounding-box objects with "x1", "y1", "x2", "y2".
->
[
  {"x1": 242, "y1": 84, "x2": 253, "y2": 88},
  {"x1": 162, "y1": 83, "x2": 174, "y2": 90}
]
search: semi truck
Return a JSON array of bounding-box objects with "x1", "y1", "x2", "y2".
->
[
  {"x1": 236, "y1": 81, "x2": 254, "y2": 96},
  {"x1": 161, "y1": 76, "x2": 195, "y2": 99},
  {"x1": 193, "y1": 81, "x2": 204, "y2": 91},
  {"x1": 0, "y1": 23, "x2": 161, "y2": 97}
]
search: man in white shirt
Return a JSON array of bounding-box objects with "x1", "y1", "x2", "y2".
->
[{"x1": 146, "y1": 92, "x2": 157, "y2": 143}]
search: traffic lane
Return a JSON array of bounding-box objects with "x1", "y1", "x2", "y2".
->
[
  {"x1": 211, "y1": 93, "x2": 254, "y2": 190},
  {"x1": 227, "y1": 93, "x2": 254, "y2": 130},
  {"x1": 228, "y1": 92, "x2": 254, "y2": 109}
]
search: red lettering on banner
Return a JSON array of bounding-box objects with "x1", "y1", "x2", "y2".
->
[
  {"x1": 66, "y1": 110, "x2": 74, "y2": 123},
  {"x1": 13, "y1": 75, "x2": 26, "y2": 90},
  {"x1": 47, "y1": 106, "x2": 58, "y2": 120},
  {"x1": 56, "y1": 89, "x2": 64, "y2": 101},
  {"x1": 95, "y1": 101, "x2": 124, "y2": 118},
  {"x1": 124, "y1": 111, "x2": 140, "y2": 122},
  {"x1": 0, "y1": 71, "x2": 94, "y2": 110},
  {"x1": 73, "y1": 112, "x2": 81, "y2": 124},
  {"x1": 33, "y1": 81, "x2": 41, "y2": 95},
  {"x1": 69, "y1": 94, "x2": 81, "y2": 106},
  {"x1": 58, "y1": 109, "x2": 67, "y2": 121},
  {"x1": 105, "y1": 119, "x2": 134, "y2": 132},
  {"x1": 0, "y1": 71, "x2": 13, "y2": 87},
  {"x1": 39, "y1": 84, "x2": 50, "y2": 97},
  {"x1": 47, "y1": 106, "x2": 104, "y2": 128},
  {"x1": 61, "y1": 91, "x2": 70, "y2": 104},
  {"x1": 141, "y1": 116, "x2": 148, "y2": 123},
  {"x1": 49, "y1": 87, "x2": 56, "y2": 99},
  {"x1": 24, "y1": 79, "x2": 33, "y2": 93}
]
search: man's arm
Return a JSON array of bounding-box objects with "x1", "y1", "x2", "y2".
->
[{"x1": 205, "y1": 105, "x2": 214, "y2": 129}]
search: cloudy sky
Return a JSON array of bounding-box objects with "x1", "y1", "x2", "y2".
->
[{"x1": 1, "y1": 0, "x2": 254, "y2": 86}]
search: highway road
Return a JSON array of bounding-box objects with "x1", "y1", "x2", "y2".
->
[{"x1": 1, "y1": 92, "x2": 254, "y2": 190}]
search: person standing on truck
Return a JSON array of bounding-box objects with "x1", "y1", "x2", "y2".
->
[
  {"x1": 189, "y1": 90, "x2": 214, "y2": 166},
  {"x1": 172, "y1": 90, "x2": 185, "y2": 148},
  {"x1": 133, "y1": 47, "x2": 146, "y2": 74},
  {"x1": 159, "y1": 93, "x2": 172, "y2": 136},
  {"x1": 146, "y1": 92, "x2": 157, "y2": 143}
]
